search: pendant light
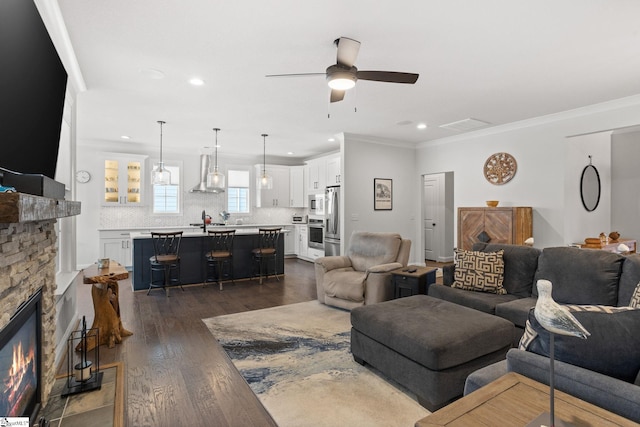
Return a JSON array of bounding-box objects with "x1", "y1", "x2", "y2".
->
[
  {"x1": 206, "y1": 128, "x2": 226, "y2": 192},
  {"x1": 151, "y1": 120, "x2": 171, "y2": 185},
  {"x1": 259, "y1": 133, "x2": 273, "y2": 190}
]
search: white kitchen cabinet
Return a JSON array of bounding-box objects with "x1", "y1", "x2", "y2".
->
[
  {"x1": 289, "y1": 166, "x2": 306, "y2": 207},
  {"x1": 306, "y1": 157, "x2": 326, "y2": 192},
  {"x1": 99, "y1": 230, "x2": 134, "y2": 268},
  {"x1": 325, "y1": 155, "x2": 341, "y2": 186},
  {"x1": 296, "y1": 225, "x2": 308, "y2": 259},
  {"x1": 102, "y1": 154, "x2": 147, "y2": 206},
  {"x1": 255, "y1": 165, "x2": 290, "y2": 207},
  {"x1": 283, "y1": 225, "x2": 295, "y2": 256}
]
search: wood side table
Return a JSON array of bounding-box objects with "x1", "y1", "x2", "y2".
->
[
  {"x1": 82, "y1": 260, "x2": 133, "y2": 350},
  {"x1": 415, "y1": 372, "x2": 636, "y2": 426},
  {"x1": 391, "y1": 266, "x2": 437, "y2": 298}
]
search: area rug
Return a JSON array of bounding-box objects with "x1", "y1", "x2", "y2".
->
[{"x1": 203, "y1": 301, "x2": 429, "y2": 427}]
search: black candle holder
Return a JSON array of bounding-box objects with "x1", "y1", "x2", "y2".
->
[{"x1": 61, "y1": 316, "x2": 102, "y2": 397}]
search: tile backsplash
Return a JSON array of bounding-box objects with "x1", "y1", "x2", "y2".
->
[{"x1": 100, "y1": 192, "x2": 308, "y2": 228}]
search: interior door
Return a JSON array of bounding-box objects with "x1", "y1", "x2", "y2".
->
[{"x1": 423, "y1": 175, "x2": 440, "y2": 261}]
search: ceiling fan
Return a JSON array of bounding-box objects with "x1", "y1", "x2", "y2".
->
[{"x1": 266, "y1": 37, "x2": 419, "y2": 103}]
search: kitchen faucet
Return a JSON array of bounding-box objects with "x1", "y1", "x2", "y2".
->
[{"x1": 202, "y1": 209, "x2": 207, "y2": 233}]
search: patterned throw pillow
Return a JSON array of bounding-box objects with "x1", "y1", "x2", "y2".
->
[
  {"x1": 452, "y1": 249, "x2": 506, "y2": 294},
  {"x1": 630, "y1": 281, "x2": 640, "y2": 308}
]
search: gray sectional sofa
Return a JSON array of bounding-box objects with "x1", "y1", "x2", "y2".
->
[{"x1": 433, "y1": 243, "x2": 640, "y2": 422}]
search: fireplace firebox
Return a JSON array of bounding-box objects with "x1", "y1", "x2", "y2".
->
[{"x1": 0, "y1": 289, "x2": 42, "y2": 423}]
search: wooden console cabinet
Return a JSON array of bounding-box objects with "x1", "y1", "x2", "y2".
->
[{"x1": 458, "y1": 207, "x2": 532, "y2": 251}]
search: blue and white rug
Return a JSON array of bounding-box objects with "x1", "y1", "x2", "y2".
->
[{"x1": 203, "y1": 301, "x2": 429, "y2": 427}]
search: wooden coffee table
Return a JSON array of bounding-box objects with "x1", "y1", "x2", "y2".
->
[{"x1": 415, "y1": 372, "x2": 636, "y2": 426}]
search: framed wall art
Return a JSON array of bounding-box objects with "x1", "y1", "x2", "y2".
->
[{"x1": 374, "y1": 178, "x2": 392, "y2": 210}]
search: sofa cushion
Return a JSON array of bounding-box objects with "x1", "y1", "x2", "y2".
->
[
  {"x1": 428, "y1": 284, "x2": 519, "y2": 314},
  {"x1": 453, "y1": 249, "x2": 506, "y2": 294},
  {"x1": 520, "y1": 305, "x2": 640, "y2": 383},
  {"x1": 495, "y1": 297, "x2": 537, "y2": 328},
  {"x1": 473, "y1": 243, "x2": 541, "y2": 297},
  {"x1": 348, "y1": 232, "x2": 402, "y2": 272},
  {"x1": 619, "y1": 254, "x2": 640, "y2": 306},
  {"x1": 323, "y1": 268, "x2": 366, "y2": 302},
  {"x1": 533, "y1": 247, "x2": 624, "y2": 305}
]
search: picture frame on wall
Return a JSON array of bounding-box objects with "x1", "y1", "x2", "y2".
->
[{"x1": 374, "y1": 178, "x2": 392, "y2": 210}]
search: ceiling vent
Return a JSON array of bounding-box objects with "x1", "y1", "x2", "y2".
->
[{"x1": 439, "y1": 118, "x2": 491, "y2": 132}]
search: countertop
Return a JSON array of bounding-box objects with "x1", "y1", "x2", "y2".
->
[{"x1": 99, "y1": 223, "x2": 298, "y2": 232}]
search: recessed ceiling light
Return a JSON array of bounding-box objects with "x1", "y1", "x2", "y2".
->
[
  {"x1": 189, "y1": 77, "x2": 205, "y2": 86},
  {"x1": 416, "y1": 123, "x2": 427, "y2": 130},
  {"x1": 328, "y1": 138, "x2": 335, "y2": 142},
  {"x1": 287, "y1": 151, "x2": 294, "y2": 155},
  {"x1": 120, "y1": 135, "x2": 131, "y2": 140}
]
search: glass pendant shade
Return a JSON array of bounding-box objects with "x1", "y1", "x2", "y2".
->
[
  {"x1": 152, "y1": 162, "x2": 171, "y2": 186},
  {"x1": 206, "y1": 128, "x2": 226, "y2": 191},
  {"x1": 259, "y1": 133, "x2": 272, "y2": 189},
  {"x1": 152, "y1": 120, "x2": 171, "y2": 185}
]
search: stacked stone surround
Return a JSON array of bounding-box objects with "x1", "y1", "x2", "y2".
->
[{"x1": 0, "y1": 220, "x2": 58, "y2": 404}]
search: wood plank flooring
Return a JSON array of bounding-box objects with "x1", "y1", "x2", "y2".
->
[{"x1": 65, "y1": 258, "x2": 317, "y2": 427}]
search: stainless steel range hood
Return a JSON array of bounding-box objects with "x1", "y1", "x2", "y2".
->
[{"x1": 189, "y1": 154, "x2": 225, "y2": 193}]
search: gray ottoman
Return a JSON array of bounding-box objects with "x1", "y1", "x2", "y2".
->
[{"x1": 350, "y1": 295, "x2": 514, "y2": 411}]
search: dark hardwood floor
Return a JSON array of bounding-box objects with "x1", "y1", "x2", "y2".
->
[{"x1": 66, "y1": 258, "x2": 317, "y2": 427}]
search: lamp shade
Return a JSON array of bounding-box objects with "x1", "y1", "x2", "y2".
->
[
  {"x1": 152, "y1": 120, "x2": 171, "y2": 185},
  {"x1": 206, "y1": 128, "x2": 226, "y2": 192},
  {"x1": 259, "y1": 172, "x2": 273, "y2": 190}
]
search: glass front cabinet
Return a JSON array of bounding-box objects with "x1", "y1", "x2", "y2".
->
[{"x1": 103, "y1": 154, "x2": 147, "y2": 205}]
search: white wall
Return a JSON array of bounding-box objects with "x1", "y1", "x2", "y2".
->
[
  {"x1": 565, "y1": 132, "x2": 611, "y2": 244},
  {"x1": 342, "y1": 134, "x2": 419, "y2": 263},
  {"x1": 612, "y1": 129, "x2": 640, "y2": 241},
  {"x1": 416, "y1": 95, "x2": 640, "y2": 253}
]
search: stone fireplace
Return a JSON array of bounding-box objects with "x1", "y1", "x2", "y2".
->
[{"x1": 0, "y1": 193, "x2": 80, "y2": 413}]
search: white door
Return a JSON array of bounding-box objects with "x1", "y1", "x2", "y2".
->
[{"x1": 423, "y1": 175, "x2": 440, "y2": 261}]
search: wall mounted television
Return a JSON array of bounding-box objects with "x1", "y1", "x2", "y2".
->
[{"x1": 0, "y1": 0, "x2": 68, "y2": 180}]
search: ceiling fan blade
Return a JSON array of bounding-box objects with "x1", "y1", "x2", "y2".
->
[
  {"x1": 357, "y1": 71, "x2": 419, "y2": 84},
  {"x1": 336, "y1": 37, "x2": 360, "y2": 68},
  {"x1": 330, "y1": 89, "x2": 345, "y2": 103},
  {"x1": 265, "y1": 72, "x2": 325, "y2": 78}
]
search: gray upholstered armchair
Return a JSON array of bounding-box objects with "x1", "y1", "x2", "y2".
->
[{"x1": 315, "y1": 231, "x2": 411, "y2": 310}]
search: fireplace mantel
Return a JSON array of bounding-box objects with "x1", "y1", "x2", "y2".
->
[{"x1": 0, "y1": 193, "x2": 81, "y2": 223}]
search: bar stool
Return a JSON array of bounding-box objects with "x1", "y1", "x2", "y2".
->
[
  {"x1": 204, "y1": 229, "x2": 235, "y2": 290},
  {"x1": 148, "y1": 231, "x2": 183, "y2": 297},
  {"x1": 252, "y1": 228, "x2": 281, "y2": 284}
]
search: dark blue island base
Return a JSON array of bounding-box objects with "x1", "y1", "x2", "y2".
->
[{"x1": 131, "y1": 232, "x2": 285, "y2": 291}]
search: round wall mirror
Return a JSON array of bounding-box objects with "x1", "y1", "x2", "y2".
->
[{"x1": 580, "y1": 164, "x2": 601, "y2": 212}]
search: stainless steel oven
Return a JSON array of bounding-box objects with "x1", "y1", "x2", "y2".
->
[{"x1": 308, "y1": 218, "x2": 324, "y2": 250}]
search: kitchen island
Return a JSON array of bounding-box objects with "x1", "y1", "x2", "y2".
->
[{"x1": 130, "y1": 228, "x2": 285, "y2": 291}]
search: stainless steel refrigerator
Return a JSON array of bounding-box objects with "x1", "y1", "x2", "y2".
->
[{"x1": 324, "y1": 186, "x2": 340, "y2": 256}]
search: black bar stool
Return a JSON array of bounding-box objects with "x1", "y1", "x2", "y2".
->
[
  {"x1": 204, "y1": 229, "x2": 236, "y2": 290},
  {"x1": 252, "y1": 228, "x2": 281, "y2": 284},
  {"x1": 148, "y1": 231, "x2": 183, "y2": 297}
]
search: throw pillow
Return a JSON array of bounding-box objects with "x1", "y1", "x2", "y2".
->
[
  {"x1": 630, "y1": 281, "x2": 640, "y2": 308},
  {"x1": 452, "y1": 249, "x2": 506, "y2": 295},
  {"x1": 520, "y1": 305, "x2": 640, "y2": 383}
]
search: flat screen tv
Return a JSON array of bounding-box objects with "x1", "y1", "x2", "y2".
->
[{"x1": 0, "y1": 0, "x2": 68, "y2": 180}]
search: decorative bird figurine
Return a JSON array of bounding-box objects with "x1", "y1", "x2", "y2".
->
[{"x1": 534, "y1": 280, "x2": 590, "y2": 339}]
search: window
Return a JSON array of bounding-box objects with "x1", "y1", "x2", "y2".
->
[
  {"x1": 227, "y1": 169, "x2": 250, "y2": 213},
  {"x1": 153, "y1": 165, "x2": 180, "y2": 214}
]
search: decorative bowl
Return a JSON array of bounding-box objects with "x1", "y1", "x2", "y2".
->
[
  {"x1": 609, "y1": 231, "x2": 620, "y2": 241},
  {"x1": 486, "y1": 200, "x2": 499, "y2": 207}
]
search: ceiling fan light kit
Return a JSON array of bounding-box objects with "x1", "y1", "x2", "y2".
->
[
  {"x1": 152, "y1": 120, "x2": 171, "y2": 186},
  {"x1": 266, "y1": 36, "x2": 419, "y2": 103}
]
